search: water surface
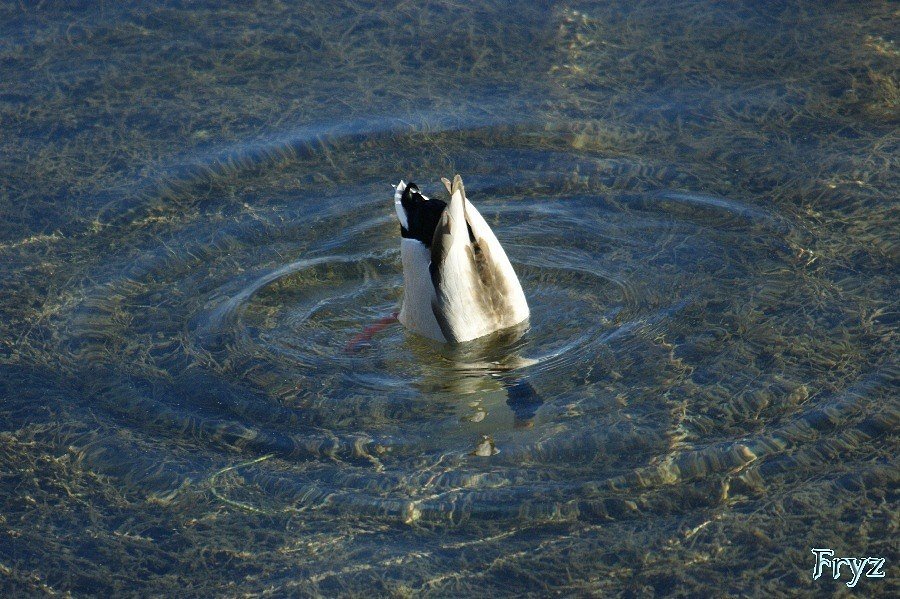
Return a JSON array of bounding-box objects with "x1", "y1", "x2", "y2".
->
[{"x1": 1, "y1": 0, "x2": 897, "y2": 595}]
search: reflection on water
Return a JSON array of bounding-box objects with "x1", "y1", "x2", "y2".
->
[{"x1": 0, "y1": 0, "x2": 897, "y2": 595}]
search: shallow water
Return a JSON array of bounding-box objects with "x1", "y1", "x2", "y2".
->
[{"x1": 1, "y1": 0, "x2": 897, "y2": 595}]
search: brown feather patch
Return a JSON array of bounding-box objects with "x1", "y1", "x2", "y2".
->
[{"x1": 465, "y1": 237, "x2": 517, "y2": 330}]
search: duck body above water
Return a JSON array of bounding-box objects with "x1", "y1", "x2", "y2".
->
[{"x1": 394, "y1": 174, "x2": 529, "y2": 344}]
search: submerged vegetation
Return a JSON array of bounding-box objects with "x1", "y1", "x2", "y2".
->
[{"x1": 0, "y1": 0, "x2": 897, "y2": 596}]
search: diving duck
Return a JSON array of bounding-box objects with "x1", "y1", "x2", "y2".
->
[{"x1": 394, "y1": 174, "x2": 529, "y2": 343}]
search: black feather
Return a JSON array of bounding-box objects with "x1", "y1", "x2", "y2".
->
[{"x1": 399, "y1": 183, "x2": 447, "y2": 247}]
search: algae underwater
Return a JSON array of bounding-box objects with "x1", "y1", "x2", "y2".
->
[{"x1": 0, "y1": 0, "x2": 897, "y2": 596}]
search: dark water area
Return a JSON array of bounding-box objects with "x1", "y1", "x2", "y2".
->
[{"x1": 1, "y1": 0, "x2": 897, "y2": 596}]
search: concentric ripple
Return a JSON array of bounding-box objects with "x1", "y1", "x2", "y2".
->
[{"x1": 40, "y1": 117, "x2": 893, "y2": 529}]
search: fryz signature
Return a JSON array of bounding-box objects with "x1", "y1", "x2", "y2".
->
[{"x1": 811, "y1": 548, "x2": 886, "y2": 588}]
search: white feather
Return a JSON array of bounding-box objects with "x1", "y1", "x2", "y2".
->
[
  {"x1": 394, "y1": 180, "x2": 408, "y2": 229},
  {"x1": 461, "y1": 198, "x2": 530, "y2": 323},
  {"x1": 430, "y1": 185, "x2": 528, "y2": 342},
  {"x1": 398, "y1": 238, "x2": 446, "y2": 342}
]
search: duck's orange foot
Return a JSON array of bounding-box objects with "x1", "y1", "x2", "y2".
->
[{"x1": 344, "y1": 312, "x2": 399, "y2": 353}]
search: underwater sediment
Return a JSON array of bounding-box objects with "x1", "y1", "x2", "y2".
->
[{"x1": 0, "y1": 0, "x2": 897, "y2": 595}]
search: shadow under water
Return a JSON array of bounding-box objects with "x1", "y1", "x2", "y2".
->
[{"x1": 0, "y1": 0, "x2": 897, "y2": 596}]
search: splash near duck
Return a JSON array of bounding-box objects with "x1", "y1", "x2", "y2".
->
[{"x1": 394, "y1": 174, "x2": 529, "y2": 343}]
